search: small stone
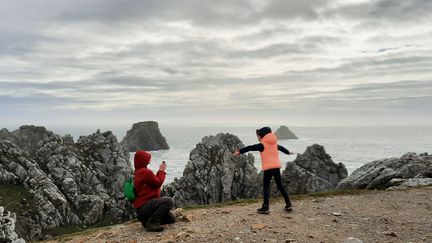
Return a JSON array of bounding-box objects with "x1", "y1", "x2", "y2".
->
[
  {"x1": 383, "y1": 231, "x2": 397, "y2": 237},
  {"x1": 332, "y1": 212, "x2": 342, "y2": 216},
  {"x1": 251, "y1": 223, "x2": 268, "y2": 230},
  {"x1": 234, "y1": 236, "x2": 241, "y2": 241},
  {"x1": 342, "y1": 237, "x2": 364, "y2": 243},
  {"x1": 332, "y1": 219, "x2": 338, "y2": 223},
  {"x1": 175, "y1": 232, "x2": 190, "y2": 239},
  {"x1": 286, "y1": 239, "x2": 296, "y2": 243},
  {"x1": 308, "y1": 235, "x2": 315, "y2": 238}
]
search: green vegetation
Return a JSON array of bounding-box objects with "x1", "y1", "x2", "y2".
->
[
  {"x1": 42, "y1": 214, "x2": 126, "y2": 241},
  {"x1": 42, "y1": 188, "x2": 371, "y2": 241},
  {"x1": 183, "y1": 188, "x2": 368, "y2": 210},
  {"x1": 0, "y1": 183, "x2": 34, "y2": 214}
]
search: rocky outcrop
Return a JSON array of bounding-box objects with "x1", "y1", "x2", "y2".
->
[
  {"x1": 62, "y1": 134, "x2": 74, "y2": 145},
  {"x1": 338, "y1": 152, "x2": 432, "y2": 190},
  {"x1": 0, "y1": 127, "x2": 134, "y2": 241},
  {"x1": 121, "y1": 121, "x2": 169, "y2": 151},
  {"x1": 162, "y1": 133, "x2": 260, "y2": 207},
  {"x1": 274, "y1": 126, "x2": 298, "y2": 140},
  {"x1": 265, "y1": 144, "x2": 347, "y2": 195},
  {"x1": 0, "y1": 126, "x2": 53, "y2": 156},
  {"x1": 0, "y1": 207, "x2": 25, "y2": 243}
]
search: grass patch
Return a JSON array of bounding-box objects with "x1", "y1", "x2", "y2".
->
[
  {"x1": 183, "y1": 198, "x2": 260, "y2": 210},
  {"x1": 183, "y1": 188, "x2": 368, "y2": 210},
  {"x1": 0, "y1": 184, "x2": 34, "y2": 214},
  {"x1": 41, "y1": 214, "x2": 129, "y2": 242}
]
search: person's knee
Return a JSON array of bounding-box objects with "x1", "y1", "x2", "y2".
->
[{"x1": 163, "y1": 197, "x2": 174, "y2": 209}]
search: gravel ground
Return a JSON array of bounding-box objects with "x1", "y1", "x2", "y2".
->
[{"x1": 45, "y1": 186, "x2": 432, "y2": 243}]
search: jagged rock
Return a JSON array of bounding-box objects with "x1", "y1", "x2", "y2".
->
[
  {"x1": 265, "y1": 144, "x2": 347, "y2": 195},
  {"x1": 275, "y1": 126, "x2": 298, "y2": 140},
  {"x1": 162, "y1": 133, "x2": 260, "y2": 207},
  {"x1": 0, "y1": 206, "x2": 26, "y2": 243},
  {"x1": 121, "y1": 121, "x2": 169, "y2": 152},
  {"x1": 338, "y1": 153, "x2": 432, "y2": 190},
  {"x1": 0, "y1": 127, "x2": 134, "y2": 241},
  {"x1": 62, "y1": 134, "x2": 74, "y2": 145},
  {"x1": 0, "y1": 125, "x2": 53, "y2": 156}
]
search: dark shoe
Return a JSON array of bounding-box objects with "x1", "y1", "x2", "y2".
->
[
  {"x1": 145, "y1": 218, "x2": 164, "y2": 232},
  {"x1": 257, "y1": 206, "x2": 270, "y2": 214},
  {"x1": 160, "y1": 211, "x2": 176, "y2": 225},
  {"x1": 284, "y1": 206, "x2": 293, "y2": 212},
  {"x1": 140, "y1": 218, "x2": 148, "y2": 228}
]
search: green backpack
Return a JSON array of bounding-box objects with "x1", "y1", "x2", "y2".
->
[{"x1": 123, "y1": 177, "x2": 136, "y2": 202}]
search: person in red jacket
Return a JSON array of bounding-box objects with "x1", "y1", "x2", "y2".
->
[
  {"x1": 233, "y1": 127, "x2": 294, "y2": 214},
  {"x1": 133, "y1": 150, "x2": 175, "y2": 232}
]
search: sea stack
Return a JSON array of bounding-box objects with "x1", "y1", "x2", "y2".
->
[
  {"x1": 265, "y1": 144, "x2": 347, "y2": 195},
  {"x1": 121, "y1": 121, "x2": 169, "y2": 151},
  {"x1": 275, "y1": 125, "x2": 298, "y2": 139},
  {"x1": 162, "y1": 133, "x2": 260, "y2": 207}
]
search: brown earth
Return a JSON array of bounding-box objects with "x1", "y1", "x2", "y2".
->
[{"x1": 44, "y1": 187, "x2": 432, "y2": 243}]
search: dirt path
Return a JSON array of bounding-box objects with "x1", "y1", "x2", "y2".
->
[{"x1": 46, "y1": 187, "x2": 432, "y2": 243}]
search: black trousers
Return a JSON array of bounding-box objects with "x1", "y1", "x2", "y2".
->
[
  {"x1": 136, "y1": 197, "x2": 175, "y2": 224},
  {"x1": 263, "y1": 168, "x2": 292, "y2": 208}
]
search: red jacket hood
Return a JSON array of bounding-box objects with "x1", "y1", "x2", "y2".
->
[
  {"x1": 261, "y1": 133, "x2": 277, "y2": 145},
  {"x1": 134, "y1": 150, "x2": 151, "y2": 169}
]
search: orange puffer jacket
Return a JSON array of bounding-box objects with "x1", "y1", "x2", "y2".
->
[{"x1": 259, "y1": 133, "x2": 282, "y2": 171}]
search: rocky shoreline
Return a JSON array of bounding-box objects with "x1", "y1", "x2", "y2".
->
[{"x1": 1, "y1": 124, "x2": 431, "y2": 242}]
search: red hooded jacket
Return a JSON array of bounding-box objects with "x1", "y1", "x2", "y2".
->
[{"x1": 132, "y1": 150, "x2": 166, "y2": 209}]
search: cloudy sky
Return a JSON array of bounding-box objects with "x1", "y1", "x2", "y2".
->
[{"x1": 1, "y1": 0, "x2": 431, "y2": 127}]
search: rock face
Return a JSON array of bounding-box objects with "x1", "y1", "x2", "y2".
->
[
  {"x1": 0, "y1": 125, "x2": 53, "y2": 156},
  {"x1": 274, "y1": 126, "x2": 298, "y2": 140},
  {"x1": 0, "y1": 207, "x2": 25, "y2": 243},
  {"x1": 0, "y1": 126, "x2": 134, "y2": 241},
  {"x1": 338, "y1": 152, "x2": 432, "y2": 190},
  {"x1": 121, "y1": 121, "x2": 169, "y2": 151},
  {"x1": 162, "y1": 133, "x2": 260, "y2": 207},
  {"x1": 266, "y1": 144, "x2": 347, "y2": 195}
]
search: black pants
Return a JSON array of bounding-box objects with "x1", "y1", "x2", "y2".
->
[
  {"x1": 136, "y1": 197, "x2": 175, "y2": 224},
  {"x1": 263, "y1": 168, "x2": 292, "y2": 208}
]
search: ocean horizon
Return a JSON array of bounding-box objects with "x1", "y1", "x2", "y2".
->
[{"x1": 6, "y1": 124, "x2": 427, "y2": 184}]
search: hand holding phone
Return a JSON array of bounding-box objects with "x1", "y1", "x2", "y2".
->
[{"x1": 159, "y1": 161, "x2": 167, "y2": 171}]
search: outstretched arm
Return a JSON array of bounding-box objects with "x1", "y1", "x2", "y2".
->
[
  {"x1": 239, "y1": 143, "x2": 264, "y2": 154},
  {"x1": 278, "y1": 145, "x2": 291, "y2": 155},
  {"x1": 233, "y1": 143, "x2": 264, "y2": 155}
]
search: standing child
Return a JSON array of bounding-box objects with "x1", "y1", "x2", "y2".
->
[{"x1": 233, "y1": 127, "x2": 294, "y2": 214}]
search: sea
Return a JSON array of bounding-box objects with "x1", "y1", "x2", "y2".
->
[{"x1": 47, "y1": 125, "x2": 432, "y2": 184}]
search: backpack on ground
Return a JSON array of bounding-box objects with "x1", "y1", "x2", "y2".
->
[{"x1": 123, "y1": 176, "x2": 136, "y2": 202}]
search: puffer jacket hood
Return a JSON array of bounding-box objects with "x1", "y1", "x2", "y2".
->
[
  {"x1": 134, "y1": 150, "x2": 151, "y2": 169},
  {"x1": 261, "y1": 132, "x2": 277, "y2": 145}
]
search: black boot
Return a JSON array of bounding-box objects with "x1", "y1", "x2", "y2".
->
[
  {"x1": 145, "y1": 217, "x2": 164, "y2": 232},
  {"x1": 160, "y1": 211, "x2": 176, "y2": 225},
  {"x1": 257, "y1": 204, "x2": 270, "y2": 214},
  {"x1": 284, "y1": 205, "x2": 293, "y2": 212}
]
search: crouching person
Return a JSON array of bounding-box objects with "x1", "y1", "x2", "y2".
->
[{"x1": 133, "y1": 150, "x2": 175, "y2": 232}]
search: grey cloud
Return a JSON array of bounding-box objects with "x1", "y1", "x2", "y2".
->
[
  {"x1": 0, "y1": 30, "x2": 55, "y2": 56},
  {"x1": 261, "y1": 0, "x2": 331, "y2": 20},
  {"x1": 325, "y1": 0, "x2": 432, "y2": 24},
  {"x1": 56, "y1": 0, "x2": 259, "y2": 26},
  {"x1": 6, "y1": 0, "x2": 333, "y2": 28},
  {"x1": 228, "y1": 42, "x2": 320, "y2": 59}
]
